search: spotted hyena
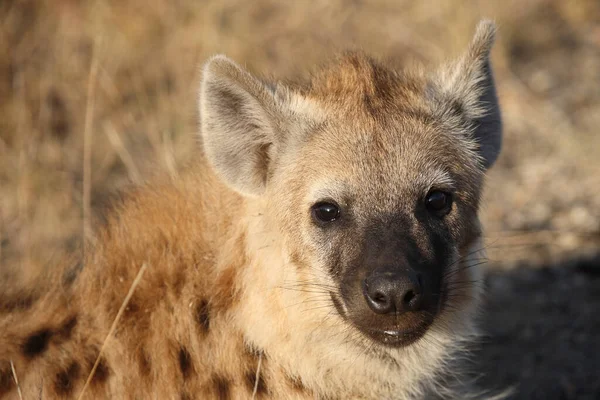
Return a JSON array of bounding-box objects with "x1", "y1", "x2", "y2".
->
[{"x1": 0, "y1": 20, "x2": 502, "y2": 399}]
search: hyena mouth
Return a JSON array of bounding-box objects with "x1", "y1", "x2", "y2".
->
[
  {"x1": 366, "y1": 281, "x2": 453, "y2": 347},
  {"x1": 364, "y1": 320, "x2": 435, "y2": 347},
  {"x1": 330, "y1": 290, "x2": 439, "y2": 348}
]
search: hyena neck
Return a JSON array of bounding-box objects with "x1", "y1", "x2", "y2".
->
[{"x1": 229, "y1": 204, "x2": 464, "y2": 399}]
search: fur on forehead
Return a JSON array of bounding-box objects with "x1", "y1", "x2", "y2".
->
[{"x1": 303, "y1": 52, "x2": 429, "y2": 120}]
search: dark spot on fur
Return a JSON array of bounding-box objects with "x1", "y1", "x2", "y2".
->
[
  {"x1": 138, "y1": 349, "x2": 152, "y2": 376},
  {"x1": 0, "y1": 363, "x2": 14, "y2": 396},
  {"x1": 245, "y1": 370, "x2": 268, "y2": 396},
  {"x1": 22, "y1": 328, "x2": 53, "y2": 358},
  {"x1": 212, "y1": 375, "x2": 230, "y2": 400},
  {"x1": 196, "y1": 300, "x2": 210, "y2": 334},
  {"x1": 0, "y1": 293, "x2": 37, "y2": 313},
  {"x1": 289, "y1": 251, "x2": 312, "y2": 271},
  {"x1": 244, "y1": 342, "x2": 264, "y2": 359},
  {"x1": 289, "y1": 251, "x2": 301, "y2": 265},
  {"x1": 286, "y1": 374, "x2": 307, "y2": 392},
  {"x1": 57, "y1": 316, "x2": 78, "y2": 340},
  {"x1": 123, "y1": 298, "x2": 140, "y2": 318},
  {"x1": 63, "y1": 262, "x2": 83, "y2": 286},
  {"x1": 81, "y1": 346, "x2": 111, "y2": 387},
  {"x1": 91, "y1": 357, "x2": 111, "y2": 386},
  {"x1": 173, "y1": 268, "x2": 186, "y2": 297},
  {"x1": 54, "y1": 361, "x2": 80, "y2": 396},
  {"x1": 242, "y1": 341, "x2": 268, "y2": 395},
  {"x1": 178, "y1": 347, "x2": 193, "y2": 379}
]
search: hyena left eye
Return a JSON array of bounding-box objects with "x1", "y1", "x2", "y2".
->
[
  {"x1": 311, "y1": 202, "x2": 341, "y2": 223},
  {"x1": 425, "y1": 190, "x2": 453, "y2": 216}
]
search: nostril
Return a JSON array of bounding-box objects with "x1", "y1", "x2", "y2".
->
[
  {"x1": 363, "y1": 279, "x2": 394, "y2": 314},
  {"x1": 403, "y1": 273, "x2": 425, "y2": 311},
  {"x1": 402, "y1": 289, "x2": 416, "y2": 305},
  {"x1": 373, "y1": 291, "x2": 387, "y2": 304}
]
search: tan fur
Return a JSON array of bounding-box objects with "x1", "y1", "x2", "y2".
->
[{"x1": 0, "y1": 21, "x2": 502, "y2": 399}]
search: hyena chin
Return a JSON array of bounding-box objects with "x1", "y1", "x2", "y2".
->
[{"x1": 0, "y1": 20, "x2": 502, "y2": 400}]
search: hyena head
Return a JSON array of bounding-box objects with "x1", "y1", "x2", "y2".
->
[{"x1": 200, "y1": 21, "x2": 501, "y2": 350}]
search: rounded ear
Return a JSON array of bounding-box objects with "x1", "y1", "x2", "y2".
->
[
  {"x1": 435, "y1": 20, "x2": 503, "y2": 169},
  {"x1": 199, "y1": 55, "x2": 280, "y2": 196}
]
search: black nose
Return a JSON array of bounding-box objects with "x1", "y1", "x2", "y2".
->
[{"x1": 363, "y1": 270, "x2": 424, "y2": 315}]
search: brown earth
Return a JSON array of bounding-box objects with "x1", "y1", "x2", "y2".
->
[{"x1": 1, "y1": 1, "x2": 599, "y2": 398}]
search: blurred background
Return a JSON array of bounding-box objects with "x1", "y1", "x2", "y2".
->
[{"x1": 0, "y1": 0, "x2": 599, "y2": 398}]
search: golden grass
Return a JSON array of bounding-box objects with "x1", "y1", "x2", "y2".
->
[
  {"x1": 9, "y1": 359, "x2": 23, "y2": 400},
  {"x1": 0, "y1": 0, "x2": 599, "y2": 278},
  {"x1": 77, "y1": 262, "x2": 148, "y2": 400}
]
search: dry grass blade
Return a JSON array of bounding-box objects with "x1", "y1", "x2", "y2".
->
[
  {"x1": 251, "y1": 352, "x2": 263, "y2": 400},
  {"x1": 10, "y1": 359, "x2": 23, "y2": 400},
  {"x1": 162, "y1": 129, "x2": 179, "y2": 180},
  {"x1": 104, "y1": 122, "x2": 142, "y2": 183},
  {"x1": 77, "y1": 262, "x2": 149, "y2": 400},
  {"x1": 83, "y1": 36, "x2": 102, "y2": 251}
]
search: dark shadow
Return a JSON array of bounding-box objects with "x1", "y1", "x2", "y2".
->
[{"x1": 473, "y1": 252, "x2": 600, "y2": 400}]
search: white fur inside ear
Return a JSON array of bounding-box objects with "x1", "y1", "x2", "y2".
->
[{"x1": 199, "y1": 55, "x2": 278, "y2": 196}]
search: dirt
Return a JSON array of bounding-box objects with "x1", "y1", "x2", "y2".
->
[{"x1": 475, "y1": 255, "x2": 600, "y2": 399}]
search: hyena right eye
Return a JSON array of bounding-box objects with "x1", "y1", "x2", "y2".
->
[
  {"x1": 425, "y1": 190, "x2": 453, "y2": 216},
  {"x1": 311, "y1": 202, "x2": 341, "y2": 224}
]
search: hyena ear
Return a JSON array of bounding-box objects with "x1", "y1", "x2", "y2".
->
[
  {"x1": 436, "y1": 20, "x2": 502, "y2": 169},
  {"x1": 199, "y1": 55, "x2": 283, "y2": 196}
]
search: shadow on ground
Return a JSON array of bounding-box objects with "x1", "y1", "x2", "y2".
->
[{"x1": 475, "y1": 253, "x2": 600, "y2": 400}]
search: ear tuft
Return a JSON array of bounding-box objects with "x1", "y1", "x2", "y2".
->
[{"x1": 468, "y1": 19, "x2": 497, "y2": 62}]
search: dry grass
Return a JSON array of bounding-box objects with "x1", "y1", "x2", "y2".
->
[
  {"x1": 0, "y1": 0, "x2": 599, "y2": 279},
  {"x1": 9, "y1": 359, "x2": 23, "y2": 400},
  {"x1": 77, "y1": 262, "x2": 148, "y2": 400}
]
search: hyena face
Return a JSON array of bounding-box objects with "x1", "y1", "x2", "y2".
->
[
  {"x1": 201, "y1": 21, "x2": 501, "y2": 348},
  {"x1": 283, "y1": 114, "x2": 487, "y2": 347}
]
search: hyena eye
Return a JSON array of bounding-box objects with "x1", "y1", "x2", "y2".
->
[
  {"x1": 425, "y1": 190, "x2": 453, "y2": 216},
  {"x1": 311, "y1": 202, "x2": 341, "y2": 223}
]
